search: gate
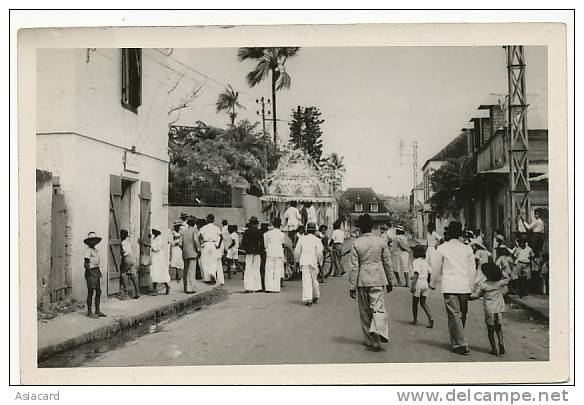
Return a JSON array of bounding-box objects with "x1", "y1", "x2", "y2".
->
[
  {"x1": 49, "y1": 193, "x2": 67, "y2": 302},
  {"x1": 108, "y1": 175, "x2": 122, "y2": 295}
]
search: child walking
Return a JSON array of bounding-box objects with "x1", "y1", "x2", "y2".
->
[
  {"x1": 226, "y1": 225, "x2": 239, "y2": 279},
  {"x1": 471, "y1": 261, "x2": 509, "y2": 356},
  {"x1": 409, "y1": 245, "x2": 434, "y2": 328},
  {"x1": 513, "y1": 237, "x2": 534, "y2": 298},
  {"x1": 83, "y1": 232, "x2": 106, "y2": 318}
]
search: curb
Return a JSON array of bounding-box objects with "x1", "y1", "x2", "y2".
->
[
  {"x1": 37, "y1": 286, "x2": 226, "y2": 362},
  {"x1": 505, "y1": 295, "x2": 549, "y2": 322}
]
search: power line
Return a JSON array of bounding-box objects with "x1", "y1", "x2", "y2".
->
[{"x1": 154, "y1": 48, "x2": 259, "y2": 102}]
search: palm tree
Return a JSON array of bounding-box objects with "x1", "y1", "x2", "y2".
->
[
  {"x1": 216, "y1": 85, "x2": 244, "y2": 126},
  {"x1": 237, "y1": 47, "x2": 300, "y2": 144},
  {"x1": 321, "y1": 152, "x2": 346, "y2": 192}
]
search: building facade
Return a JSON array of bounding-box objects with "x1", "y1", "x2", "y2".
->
[
  {"x1": 342, "y1": 188, "x2": 391, "y2": 236},
  {"x1": 36, "y1": 48, "x2": 177, "y2": 302}
]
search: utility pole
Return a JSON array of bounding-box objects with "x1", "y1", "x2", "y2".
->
[
  {"x1": 398, "y1": 139, "x2": 419, "y2": 191},
  {"x1": 505, "y1": 45, "x2": 530, "y2": 235},
  {"x1": 256, "y1": 97, "x2": 271, "y2": 177}
]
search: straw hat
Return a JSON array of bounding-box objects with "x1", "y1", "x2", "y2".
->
[
  {"x1": 306, "y1": 222, "x2": 317, "y2": 231},
  {"x1": 180, "y1": 213, "x2": 189, "y2": 220},
  {"x1": 173, "y1": 219, "x2": 183, "y2": 226},
  {"x1": 84, "y1": 231, "x2": 102, "y2": 245},
  {"x1": 395, "y1": 225, "x2": 405, "y2": 232}
]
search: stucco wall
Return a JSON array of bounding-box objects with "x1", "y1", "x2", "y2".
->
[
  {"x1": 37, "y1": 134, "x2": 168, "y2": 300},
  {"x1": 36, "y1": 170, "x2": 52, "y2": 308},
  {"x1": 36, "y1": 48, "x2": 175, "y2": 301}
]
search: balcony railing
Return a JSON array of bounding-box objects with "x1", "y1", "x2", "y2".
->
[{"x1": 169, "y1": 186, "x2": 232, "y2": 208}]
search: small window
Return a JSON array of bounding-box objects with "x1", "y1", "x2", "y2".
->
[
  {"x1": 354, "y1": 203, "x2": 363, "y2": 212},
  {"x1": 370, "y1": 203, "x2": 379, "y2": 212},
  {"x1": 121, "y1": 48, "x2": 142, "y2": 113}
]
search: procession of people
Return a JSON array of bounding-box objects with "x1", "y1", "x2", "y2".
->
[{"x1": 81, "y1": 200, "x2": 546, "y2": 358}]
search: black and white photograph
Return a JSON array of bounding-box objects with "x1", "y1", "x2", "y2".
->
[{"x1": 15, "y1": 19, "x2": 570, "y2": 385}]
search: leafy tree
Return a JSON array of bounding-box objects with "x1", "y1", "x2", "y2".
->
[
  {"x1": 168, "y1": 120, "x2": 280, "y2": 195},
  {"x1": 237, "y1": 47, "x2": 300, "y2": 144},
  {"x1": 428, "y1": 156, "x2": 475, "y2": 217},
  {"x1": 216, "y1": 84, "x2": 245, "y2": 126},
  {"x1": 288, "y1": 106, "x2": 303, "y2": 151}
]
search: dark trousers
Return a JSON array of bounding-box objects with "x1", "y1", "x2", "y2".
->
[
  {"x1": 332, "y1": 243, "x2": 344, "y2": 276},
  {"x1": 443, "y1": 293, "x2": 470, "y2": 349},
  {"x1": 260, "y1": 253, "x2": 267, "y2": 290}
]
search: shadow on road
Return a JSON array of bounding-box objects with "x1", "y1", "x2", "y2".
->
[{"x1": 414, "y1": 338, "x2": 493, "y2": 356}]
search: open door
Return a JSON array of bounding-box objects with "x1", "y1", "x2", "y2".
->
[
  {"x1": 138, "y1": 181, "x2": 152, "y2": 288},
  {"x1": 108, "y1": 175, "x2": 122, "y2": 295}
]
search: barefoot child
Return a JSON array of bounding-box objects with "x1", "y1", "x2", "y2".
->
[
  {"x1": 83, "y1": 232, "x2": 106, "y2": 318},
  {"x1": 471, "y1": 261, "x2": 509, "y2": 356},
  {"x1": 409, "y1": 245, "x2": 434, "y2": 328}
]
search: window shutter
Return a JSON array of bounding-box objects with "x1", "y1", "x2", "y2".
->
[{"x1": 108, "y1": 175, "x2": 123, "y2": 295}]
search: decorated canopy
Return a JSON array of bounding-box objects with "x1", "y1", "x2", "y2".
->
[{"x1": 260, "y1": 149, "x2": 336, "y2": 203}]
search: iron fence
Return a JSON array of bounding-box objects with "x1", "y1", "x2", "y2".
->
[{"x1": 169, "y1": 186, "x2": 232, "y2": 207}]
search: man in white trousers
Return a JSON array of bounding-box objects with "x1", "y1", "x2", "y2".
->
[
  {"x1": 294, "y1": 222, "x2": 324, "y2": 306},
  {"x1": 199, "y1": 213, "x2": 223, "y2": 285},
  {"x1": 263, "y1": 217, "x2": 285, "y2": 293}
]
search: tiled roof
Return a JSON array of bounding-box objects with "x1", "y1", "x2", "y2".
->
[{"x1": 342, "y1": 187, "x2": 390, "y2": 214}]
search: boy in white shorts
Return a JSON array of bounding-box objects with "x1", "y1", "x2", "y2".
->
[{"x1": 409, "y1": 244, "x2": 434, "y2": 328}]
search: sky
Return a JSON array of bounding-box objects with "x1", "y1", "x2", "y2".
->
[{"x1": 169, "y1": 46, "x2": 547, "y2": 196}]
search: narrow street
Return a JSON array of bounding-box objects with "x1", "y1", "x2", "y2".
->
[{"x1": 83, "y1": 241, "x2": 548, "y2": 367}]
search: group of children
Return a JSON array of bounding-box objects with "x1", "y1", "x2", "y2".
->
[{"x1": 398, "y1": 224, "x2": 549, "y2": 357}]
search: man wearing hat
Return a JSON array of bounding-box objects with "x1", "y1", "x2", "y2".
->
[
  {"x1": 179, "y1": 213, "x2": 189, "y2": 231},
  {"x1": 180, "y1": 216, "x2": 200, "y2": 293},
  {"x1": 349, "y1": 214, "x2": 393, "y2": 351},
  {"x1": 199, "y1": 213, "x2": 224, "y2": 285},
  {"x1": 294, "y1": 222, "x2": 324, "y2": 306},
  {"x1": 242, "y1": 216, "x2": 263, "y2": 292},
  {"x1": 430, "y1": 221, "x2": 476, "y2": 355},
  {"x1": 394, "y1": 225, "x2": 410, "y2": 288},
  {"x1": 83, "y1": 231, "x2": 106, "y2": 318},
  {"x1": 169, "y1": 220, "x2": 185, "y2": 283}
]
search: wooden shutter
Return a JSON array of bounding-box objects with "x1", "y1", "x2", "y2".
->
[
  {"x1": 108, "y1": 175, "x2": 123, "y2": 295},
  {"x1": 139, "y1": 181, "x2": 152, "y2": 288},
  {"x1": 49, "y1": 193, "x2": 67, "y2": 302}
]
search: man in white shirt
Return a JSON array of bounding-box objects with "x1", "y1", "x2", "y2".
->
[
  {"x1": 426, "y1": 223, "x2": 443, "y2": 283},
  {"x1": 306, "y1": 202, "x2": 318, "y2": 225},
  {"x1": 284, "y1": 201, "x2": 302, "y2": 243},
  {"x1": 331, "y1": 220, "x2": 346, "y2": 276},
  {"x1": 294, "y1": 222, "x2": 324, "y2": 306},
  {"x1": 199, "y1": 214, "x2": 223, "y2": 285},
  {"x1": 430, "y1": 221, "x2": 476, "y2": 355},
  {"x1": 264, "y1": 217, "x2": 285, "y2": 292},
  {"x1": 521, "y1": 209, "x2": 545, "y2": 259}
]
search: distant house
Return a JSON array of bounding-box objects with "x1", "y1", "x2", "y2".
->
[{"x1": 341, "y1": 187, "x2": 391, "y2": 235}]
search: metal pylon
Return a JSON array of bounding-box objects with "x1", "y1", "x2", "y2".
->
[{"x1": 505, "y1": 45, "x2": 530, "y2": 234}]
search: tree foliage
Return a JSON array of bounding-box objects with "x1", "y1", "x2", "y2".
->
[
  {"x1": 237, "y1": 47, "x2": 300, "y2": 143},
  {"x1": 288, "y1": 106, "x2": 325, "y2": 162},
  {"x1": 216, "y1": 84, "x2": 245, "y2": 126},
  {"x1": 320, "y1": 152, "x2": 346, "y2": 193},
  {"x1": 169, "y1": 120, "x2": 280, "y2": 195},
  {"x1": 428, "y1": 156, "x2": 475, "y2": 217}
]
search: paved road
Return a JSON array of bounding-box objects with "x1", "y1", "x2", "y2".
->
[{"x1": 84, "y1": 240, "x2": 548, "y2": 367}]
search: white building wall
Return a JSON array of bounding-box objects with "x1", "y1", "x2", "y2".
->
[{"x1": 36, "y1": 48, "x2": 178, "y2": 300}]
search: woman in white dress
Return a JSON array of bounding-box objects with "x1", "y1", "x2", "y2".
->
[
  {"x1": 150, "y1": 228, "x2": 171, "y2": 295},
  {"x1": 170, "y1": 221, "x2": 184, "y2": 282}
]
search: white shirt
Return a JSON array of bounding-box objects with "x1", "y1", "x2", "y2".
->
[
  {"x1": 294, "y1": 233, "x2": 324, "y2": 268},
  {"x1": 229, "y1": 232, "x2": 239, "y2": 250},
  {"x1": 264, "y1": 228, "x2": 285, "y2": 258},
  {"x1": 121, "y1": 239, "x2": 133, "y2": 257},
  {"x1": 412, "y1": 258, "x2": 430, "y2": 282},
  {"x1": 514, "y1": 246, "x2": 534, "y2": 263},
  {"x1": 84, "y1": 247, "x2": 101, "y2": 268},
  {"x1": 331, "y1": 229, "x2": 345, "y2": 244},
  {"x1": 524, "y1": 218, "x2": 545, "y2": 233},
  {"x1": 284, "y1": 206, "x2": 301, "y2": 228},
  {"x1": 307, "y1": 205, "x2": 317, "y2": 224},
  {"x1": 432, "y1": 239, "x2": 476, "y2": 293},
  {"x1": 200, "y1": 223, "x2": 221, "y2": 244},
  {"x1": 427, "y1": 231, "x2": 442, "y2": 247}
]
